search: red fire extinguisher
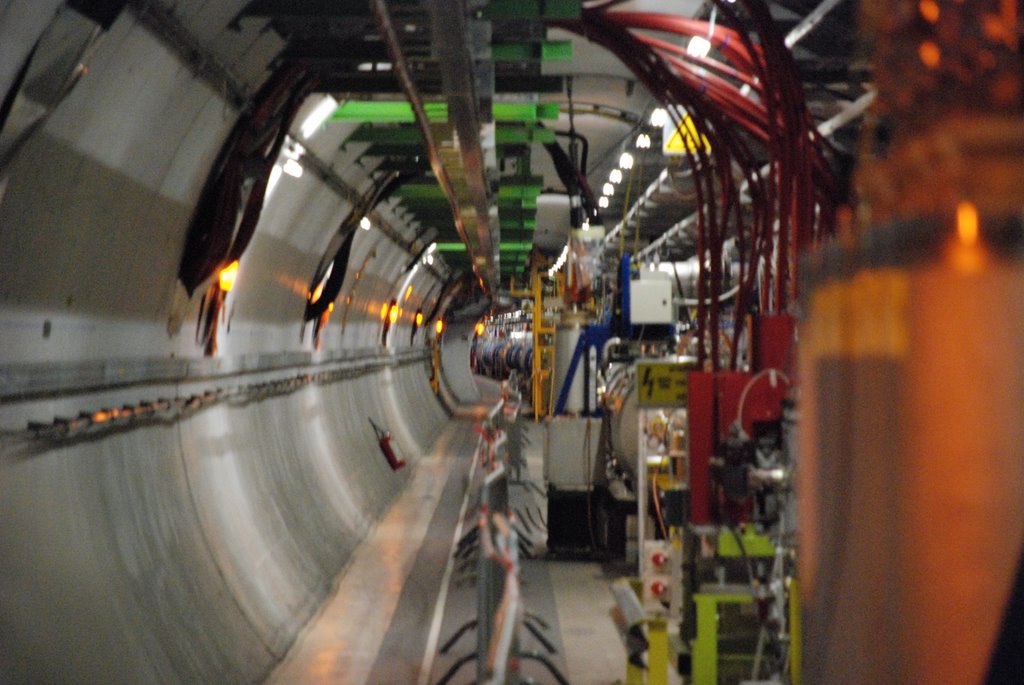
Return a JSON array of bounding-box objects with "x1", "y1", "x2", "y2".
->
[{"x1": 369, "y1": 418, "x2": 406, "y2": 471}]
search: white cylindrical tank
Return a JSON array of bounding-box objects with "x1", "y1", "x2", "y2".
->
[{"x1": 552, "y1": 311, "x2": 587, "y2": 414}]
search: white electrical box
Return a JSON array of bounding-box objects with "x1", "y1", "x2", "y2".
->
[{"x1": 630, "y1": 278, "x2": 674, "y2": 324}]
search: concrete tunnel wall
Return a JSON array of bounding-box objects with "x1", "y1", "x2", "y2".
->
[{"x1": 0, "y1": 5, "x2": 469, "y2": 683}]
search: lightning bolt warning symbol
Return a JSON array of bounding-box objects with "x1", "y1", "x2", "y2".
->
[{"x1": 641, "y1": 367, "x2": 654, "y2": 400}]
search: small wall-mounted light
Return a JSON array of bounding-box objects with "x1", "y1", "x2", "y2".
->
[
  {"x1": 436, "y1": 319, "x2": 445, "y2": 335},
  {"x1": 360, "y1": 216, "x2": 372, "y2": 231},
  {"x1": 389, "y1": 303, "x2": 399, "y2": 324},
  {"x1": 283, "y1": 158, "x2": 304, "y2": 178},
  {"x1": 687, "y1": 35, "x2": 712, "y2": 58},
  {"x1": 957, "y1": 201, "x2": 979, "y2": 247},
  {"x1": 475, "y1": 322, "x2": 485, "y2": 336},
  {"x1": 415, "y1": 311, "x2": 424, "y2": 326},
  {"x1": 380, "y1": 301, "x2": 389, "y2": 320},
  {"x1": 219, "y1": 260, "x2": 239, "y2": 292}
]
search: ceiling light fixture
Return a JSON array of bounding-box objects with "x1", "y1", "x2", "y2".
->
[
  {"x1": 609, "y1": 168, "x2": 623, "y2": 184},
  {"x1": 300, "y1": 96, "x2": 338, "y2": 139},
  {"x1": 619, "y1": 152, "x2": 634, "y2": 170}
]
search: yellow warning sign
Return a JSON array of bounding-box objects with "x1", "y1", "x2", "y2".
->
[
  {"x1": 663, "y1": 114, "x2": 711, "y2": 156},
  {"x1": 636, "y1": 360, "x2": 694, "y2": 407}
]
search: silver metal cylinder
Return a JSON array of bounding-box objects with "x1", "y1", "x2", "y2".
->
[{"x1": 553, "y1": 312, "x2": 586, "y2": 414}]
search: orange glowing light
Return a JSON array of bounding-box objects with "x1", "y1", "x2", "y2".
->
[
  {"x1": 219, "y1": 260, "x2": 240, "y2": 292},
  {"x1": 380, "y1": 302, "x2": 389, "y2": 320},
  {"x1": 405, "y1": 285, "x2": 413, "y2": 299},
  {"x1": 328, "y1": 302, "x2": 334, "y2": 312},
  {"x1": 950, "y1": 201, "x2": 985, "y2": 273},
  {"x1": 436, "y1": 319, "x2": 445, "y2": 334},
  {"x1": 310, "y1": 281, "x2": 325, "y2": 303},
  {"x1": 415, "y1": 311, "x2": 424, "y2": 326},
  {"x1": 389, "y1": 303, "x2": 399, "y2": 324},
  {"x1": 919, "y1": 0, "x2": 940, "y2": 23},
  {"x1": 919, "y1": 41, "x2": 941, "y2": 68},
  {"x1": 957, "y1": 201, "x2": 979, "y2": 247},
  {"x1": 475, "y1": 322, "x2": 485, "y2": 336}
]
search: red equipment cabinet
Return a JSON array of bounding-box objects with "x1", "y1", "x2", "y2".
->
[{"x1": 687, "y1": 315, "x2": 795, "y2": 524}]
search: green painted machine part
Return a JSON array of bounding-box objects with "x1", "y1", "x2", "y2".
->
[{"x1": 717, "y1": 524, "x2": 776, "y2": 558}]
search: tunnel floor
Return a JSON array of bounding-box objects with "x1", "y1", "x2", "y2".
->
[{"x1": 264, "y1": 380, "x2": 650, "y2": 685}]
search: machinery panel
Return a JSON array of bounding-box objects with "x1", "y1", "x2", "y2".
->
[
  {"x1": 629, "y1": 279, "x2": 673, "y2": 324},
  {"x1": 636, "y1": 359, "x2": 692, "y2": 407},
  {"x1": 543, "y1": 416, "x2": 602, "y2": 489}
]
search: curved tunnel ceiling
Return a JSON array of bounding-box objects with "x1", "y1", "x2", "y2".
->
[{"x1": 0, "y1": 0, "x2": 869, "y2": 682}]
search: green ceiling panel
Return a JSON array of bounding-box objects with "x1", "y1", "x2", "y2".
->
[
  {"x1": 542, "y1": 40, "x2": 574, "y2": 60},
  {"x1": 336, "y1": 101, "x2": 557, "y2": 124},
  {"x1": 498, "y1": 195, "x2": 538, "y2": 210},
  {"x1": 435, "y1": 243, "x2": 470, "y2": 252},
  {"x1": 492, "y1": 40, "x2": 573, "y2": 62},
  {"x1": 495, "y1": 125, "x2": 557, "y2": 145},
  {"x1": 332, "y1": 101, "x2": 448, "y2": 123},
  {"x1": 397, "y1": 184, "x2": 448, "y2": 200},
  {"x1": 483, "y1": 0, "x2": 581, "y2": 20},
  {"x1": 347, "y1": 126, "x2": 424, "y2": 144},
  {"x1": 498, "y1": 177, "x2": 543, "y2": 200},
  {"x1": 500, "y1": 218, "x2": 537, "y2": 230},
  {"x1": 493, "y1": 102, "x2": 560, "y2": 122}
]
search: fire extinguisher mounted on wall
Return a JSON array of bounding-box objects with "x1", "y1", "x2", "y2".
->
[{"x1": 368, "y1": 417, "x2": 406, "y2": 471}]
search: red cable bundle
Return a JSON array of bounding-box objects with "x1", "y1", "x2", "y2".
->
[{"x1": 553, "y1": 0, "x2": 836, "y2": 369}]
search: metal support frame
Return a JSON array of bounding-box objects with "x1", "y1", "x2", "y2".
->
[
  {"x1": 784, "y1": 0, "x2": 849, "y2": 49},
  {"x1": 692, "y1": 592, "x2": 755, "y2": 685},
  {"x1": 427, "y1": 0, "x2": 500, "y2": 289},
  {"x1": 372, "y1": 0, "x2": 489, "y2": 293},
  {"x1": 531, "y1": 272, "x2": 555, "y2": 420}
]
